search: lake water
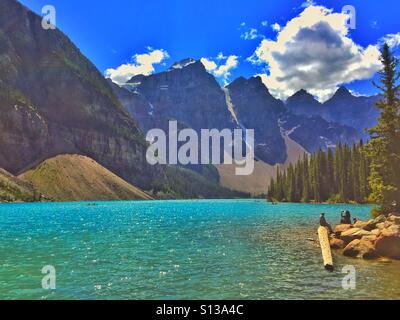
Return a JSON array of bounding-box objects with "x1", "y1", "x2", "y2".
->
[{"x1": 0, "y1": 199, "x2": 399, "y2": 300}]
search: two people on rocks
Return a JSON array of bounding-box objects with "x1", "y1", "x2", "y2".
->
[{"x1": 319, "y1": 210, "x2": 353, "y2": 233}]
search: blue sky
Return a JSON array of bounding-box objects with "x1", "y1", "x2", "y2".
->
[{"x1": 20, "y1": 0, "x2": 399, "y2": 100}]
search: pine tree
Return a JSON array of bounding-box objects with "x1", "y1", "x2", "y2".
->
[
  {"x1": 267, "y1": 142, "x2": 371, "y2": 204},
  {"x1": 365, "y1": 43, "x2": 400, "y2": 214}
]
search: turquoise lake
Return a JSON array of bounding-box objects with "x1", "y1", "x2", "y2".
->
[{"x1": 0, "y1": 199, "x2": 399, "y2": 300}]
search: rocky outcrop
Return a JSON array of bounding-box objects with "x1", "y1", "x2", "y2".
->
[
  {"x1": 329, "y1": 237, "x2": 345, "y2": 249},
  {"x1": 375, "y1": 225, "x2": 400, "y2": 259},
  {"x1": 340, "y1": 228, "x2": 373, "y2": 244},
  {"x1": 334, "y1": 224, "x2": 353, "y2": 236},
  {"x1": 343, "y1": 239, "x2": 378, "y2": 259},
  {"x1": 331, "y1": 213, "x2": 400, "y2": 260}
]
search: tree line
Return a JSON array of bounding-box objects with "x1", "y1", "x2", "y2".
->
[{"x1": 267, "y1": 142, "x2": 370, "y2": 203}]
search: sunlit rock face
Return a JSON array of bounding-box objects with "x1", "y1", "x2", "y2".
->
[{"x1": 0, "y1": 0, "x2": 161, "y2": 189}]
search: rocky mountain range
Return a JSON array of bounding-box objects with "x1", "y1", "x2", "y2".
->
[
  {"x1": 110, "y1": 57, "x2": 378, "y2": 194},
  {"x1": 113, "y1": 59, "x2": 370, "y2": 163},
  {"x1": 0, "y1": 0, "x2": 241, "y2": 199},
  {"x1": 286, "y1": 86, "x2": 380, "y2": 139},
  {"x1": 0, "y1": 0, "x2": 381, "y2": 199}
]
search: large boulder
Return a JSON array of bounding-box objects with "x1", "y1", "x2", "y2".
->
[
  {"x1": 388, "y1": 212, "x2": 400, "y2": 217},
  {"x1": 375, "y1": 225, "x2": 400, "y2": 259},
  {"x1": 360, "y1": 215, "x2": 387, "y2": 232},
  {"x1": 373, "y1": 215, "x2": 387, "y2": 224},
  {"x1": 340, "y1": 228, "x2": 373, "y2": 244},
  {"x1": 362, "y1": 219, "x2": 380, "y2": 231},
  {"x1": 388, "y1": 215, "x2": 400, "y2": 225},
  {"x1": 343, "y1": 239, "x2": 378, "y2": 259},
  {"x1": 370, "y1": 229, "x2": 381, "y2": 236},
  {"x1": 330, "y1": 237, "x2": 345, "y2": 249},
  {"x1": 361, "y1": 234, "x2": 377, "y2": 243},
  {"x1": 376, "y1": 221, "x2": 393, "y2": 230},
  {"x1": 334, "y1": 224, "x2": 353, "y2": 237},
  {"x1": 354, "y1": 220, "x2": 368, "y2": 229}
]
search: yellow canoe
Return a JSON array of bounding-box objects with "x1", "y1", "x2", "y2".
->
[{"x1": 318, "y1": 226, "x2": 333, "y2": 271}]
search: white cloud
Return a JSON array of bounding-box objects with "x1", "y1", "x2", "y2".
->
[
  {"x1": 105, "y1": 48, "x2": 169, "y2": 85},
  {"x1": 271, "y1": 23, "x2": 281, "y2": 32},
  {"x1": 301, "y1": 0, "x2": 316, "y2": 8},
  {"x1": 201, "y1": 54, "x2": 239, "y2": 84},
  {"x1": 380, "y1": 32, "x2": 400, "y2": 48},
  {"x1": 349, "y1": 89, "x2": 368, "y2": 97},
  {"x1": 249, "y1": 5, "x2": 382, "y2": 102},
  {"x1": 240, "y1": 27, "x2": 265, "y2": 40},
  {"x1": 261, "y1": 20, "x2": 268, "y2": 27},
  {"x1": 239, "y1": 23, "x2": 265, "y2": 40},
  {"x1": 216, "y1": 52, "x2": 227, "y2": 60}
]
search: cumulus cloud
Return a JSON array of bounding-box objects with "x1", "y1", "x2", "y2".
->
[
  {"x1": 380, "y1": 32, "x2": 400, "y2": 48},
  {"x1": 249, "y1": 5, "x2": 382, "y2": 102},
  {"x1": 201, "y1": 54, "x2": 239, "y2": 84},
  {"x1": 261, "y1": 20, "x2": 268, "y2": 27},
  {"x1": 271, "y1": 23, "x2": 281, "y2": 32},
  {"x1": 105, "y1": 48, "x2": 169, "y2": 85}
]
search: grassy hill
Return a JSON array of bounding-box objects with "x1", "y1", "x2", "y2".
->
[
  {"x1": 19, "y1": 154, "x2": 153, "y2": 201},
  {"x1": 0, "y1": 168, "x2": 36, "y2": 202}
]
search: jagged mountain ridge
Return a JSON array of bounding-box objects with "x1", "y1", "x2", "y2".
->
[
  {"x1": 114, "y1": 58, "x2": 367, "y2": 166},
  {"x1": 286, "y1": 86, "x2": 380, "y2": 138},
  {"x1": 127, "y1": 59, "x2": 236, "y2": 132}
]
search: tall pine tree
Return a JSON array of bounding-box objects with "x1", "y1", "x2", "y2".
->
[{"x1": 365, "y1": 43, "x2": 400, "y2": 215}]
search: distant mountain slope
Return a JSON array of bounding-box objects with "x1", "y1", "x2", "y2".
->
[
  {"x1": 0, "y1": 168, "x2": 36, "y2": 202},
  {"x1": 286, "y1": 87, "x2": 379, "y2": 139},
  {"x1": 216, "y1": 132, "x2": 308, "y2": 195},
  {"x1": 286, "y1": 89, "x2": 323, "y2": 116},
  {"x1": 279, "y1": 112, "x2": 359, "y2": 153},
  {"x1": 322, "y1": 87, "x2": 380, "y2": 137},
  {"x1": 226, "y1": 76, "x2": 287, "y2": 165},
  {"x1": 126, "y1": 58, "x2": 236, "y2": 132},
  {"x1": 19, "y1": 155, "x2": 153, "y2": 201}
]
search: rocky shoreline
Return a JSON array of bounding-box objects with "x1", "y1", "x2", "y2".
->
[{"x1": 330, "y1": 213, "x2": 400, "y2": 260}]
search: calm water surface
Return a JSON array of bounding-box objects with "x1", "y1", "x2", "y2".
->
[{"x1": 0, "y1": 199, "x2": 399, "y2": 300}]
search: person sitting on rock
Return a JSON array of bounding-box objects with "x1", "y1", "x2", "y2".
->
[
  {"x1": 340, "y1": 210, "x2": 346, "y2": 224},
  {"x1": 320, "y1": 213, "x2": 333, "y2": 233},
  {"x1": 340, "y1": 210, "x2": 352, "y2": 224}
]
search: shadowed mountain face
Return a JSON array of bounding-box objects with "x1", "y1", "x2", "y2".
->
[
  {"x1": 286, "y1": 87, "x2": 380, "y2": 139},
  {"x1": 286, "y1": 89, "x2": 323, "y2": 116},
  {"x1": 226, "y1": 76, "x2": 287, "y2": 165},
  {"x1": 279, "y1": 113, "x2": 359, "y2": 153},
  {"x1": 126, "y1": 59, "x2": 236, "y2": 132},
  {"x1": 322, "y1": 87, "x2": 380, "y2": 137}
]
